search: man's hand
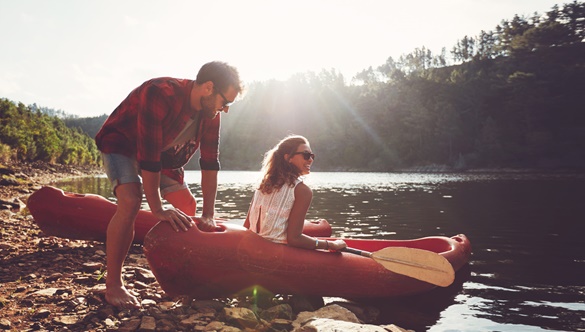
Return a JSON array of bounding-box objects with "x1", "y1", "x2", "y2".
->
[
  {"x1": 197, "y1": 216, "x2": 217, "y2": 232},
  {"x1": 152, "y1": 208, "x2": 194, "y2": 232}
]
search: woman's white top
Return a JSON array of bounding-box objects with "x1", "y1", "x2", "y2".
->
[{"x1": 248, "y1": 178, "x2": 302, "y2": 244}]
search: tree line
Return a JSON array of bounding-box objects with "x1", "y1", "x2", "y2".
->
[
  {"x1": 2, "y1": 1, "x2": 584, "y2": 171},
  {"x1": 217, "y1": 1, "x2": 585, "y2": 171},
  {"x1": 0, "y1": 99, "x2": 100, "y2": 165}
]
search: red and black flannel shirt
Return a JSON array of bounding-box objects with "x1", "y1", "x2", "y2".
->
[{"x1": 95, "y1": 77, "x2": 220, "y2": 183}]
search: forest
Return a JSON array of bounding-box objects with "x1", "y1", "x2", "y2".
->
[
  {"x1": 1, "y1": 1, "x2": 584, "y2": 171},
  {"x1": 0, "y1": 99, "x2": 100, "y2": 165}
]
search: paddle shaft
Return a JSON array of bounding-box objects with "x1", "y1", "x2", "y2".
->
[{"x1": 343, "y1": 247, "x2": 373, "y2": 258}]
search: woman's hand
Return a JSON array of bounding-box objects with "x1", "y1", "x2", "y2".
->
[{"x1": 327, "y1": 239, "x2": 347, "y2": 251}]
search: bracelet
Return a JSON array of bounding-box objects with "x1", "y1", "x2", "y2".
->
[
  {"x1": 315, "y1": 239, "x2": 319, "y2": 249},
  {"x1": 325, "y1": 240, "x2": 329, "y2": 250}
]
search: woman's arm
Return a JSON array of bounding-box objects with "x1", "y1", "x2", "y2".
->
[
  {"x1": 286, "y1": 183, "x2": 316, "y2": 249},
  {"x1": 287, "y1": 183, "x2": 347, "y2": 251},
  {"x1": 285, "y1": 183, "x2": 334, "y2": 250}
]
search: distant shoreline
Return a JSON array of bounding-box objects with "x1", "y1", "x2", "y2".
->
[
  {"x1": 3, "y1": 160, "x2": 583, "y2": 201},
  {"x1": 0, "y1": 161, "x2": 102, "y2": 201}
]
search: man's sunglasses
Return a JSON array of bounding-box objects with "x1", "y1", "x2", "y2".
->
[
  {"x1": 216, "y1": 88, "x2": 233, "y2": 109},
  {"x1": 292, "y1": 151, "x2": 315, "y2": 160}
]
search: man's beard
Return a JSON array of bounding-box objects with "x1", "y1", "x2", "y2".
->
[{"x1": 200, "y1": 95, "x2": 219, "y2": 119}]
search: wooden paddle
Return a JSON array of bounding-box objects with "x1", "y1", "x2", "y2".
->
[{"x1": 342, "y1": 246, "x2": 455, "y2": 287}]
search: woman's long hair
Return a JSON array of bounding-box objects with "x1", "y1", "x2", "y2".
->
[{"x1": 258, "y1": 135, "x2": 308, "y2": 194}]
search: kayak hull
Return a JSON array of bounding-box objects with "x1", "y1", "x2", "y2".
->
[
  {"x1": 27, "y1": 186, "x2": 332, "y2": 244},
  {"x1": 143, "y1": 220, "x2": 471, "y2": 299}
]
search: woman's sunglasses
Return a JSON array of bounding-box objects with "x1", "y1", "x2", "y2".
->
[{"x1": 292, "y1": 151, "x2": 315, "y2": 160}]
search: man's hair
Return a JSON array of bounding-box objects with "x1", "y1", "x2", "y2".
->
[{"x1": 196, "y1": 61, "x2": 243, "y2": 94}]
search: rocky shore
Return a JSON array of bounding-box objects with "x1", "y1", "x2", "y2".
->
[{"x1": 0, "y1": 162, "x2": 411, "y2": 332}]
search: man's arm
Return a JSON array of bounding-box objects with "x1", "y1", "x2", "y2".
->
[{"x1": 199, "y1": 169, "x2": 218, "y2": 230}]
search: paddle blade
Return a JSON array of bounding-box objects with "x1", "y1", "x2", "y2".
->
[{"x1": 372, "y1": 247, "x2": 455, "y2": 287}]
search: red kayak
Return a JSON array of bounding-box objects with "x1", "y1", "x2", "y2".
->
[
  {"x1": 144, "y1": 220, "x2": 471, "y2": 299},
  {"x1": 27, "y1": 186, "x2": 332, "y2": 244}
]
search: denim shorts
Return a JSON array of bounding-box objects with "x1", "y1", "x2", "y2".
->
[{"x1": 101, "y1": 153, "x2": 187, "y2": 196}]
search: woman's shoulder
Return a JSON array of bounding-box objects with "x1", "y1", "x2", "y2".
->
[{"x1": 294, "y1": 180, "x2": 312, "y2": 197}]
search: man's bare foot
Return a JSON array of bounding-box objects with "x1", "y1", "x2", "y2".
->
[{"x1": 105, "y1": 285, "x2": 141, "y2": 309}]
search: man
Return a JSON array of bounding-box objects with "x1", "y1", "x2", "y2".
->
[{"x1": 95, "y1": 61, "x2": 242, "y2": 308}]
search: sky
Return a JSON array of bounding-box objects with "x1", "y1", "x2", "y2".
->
[{"x1": 0, "y1": 0, "x2": 565, "y2": 117}]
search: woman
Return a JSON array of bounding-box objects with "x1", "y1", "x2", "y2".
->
[{"x1": 244, "y1": 135, "x2": 347, "y2": 251}]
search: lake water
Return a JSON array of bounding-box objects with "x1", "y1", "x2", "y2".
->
[{"x1": 57, "y1": 171, "x2": 585, "y2": 332}]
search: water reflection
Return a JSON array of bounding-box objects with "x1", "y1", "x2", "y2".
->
[
  {"x1": 58, "y1": 174, "x2": 112, "y2": 199},
  {"x1": 56, "y1": 171, "x2": 585, "y2": 331}
]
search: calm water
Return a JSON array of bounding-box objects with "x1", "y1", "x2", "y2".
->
[{"x1": 57, "y1": 171, "x2": 585, "y2": 332}]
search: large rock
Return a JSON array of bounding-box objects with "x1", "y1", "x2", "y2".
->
[
  {"x1": 330, "y1": 301, "x2": 380, "y2": 323},
  {"x1": 222, "y1": 307, "x2": 260, "y2": 329},
  {"x1": 293, "y1": 304, "x2": 360, "y2": 329},
  {"x1": 260, "y1": 303, "x2": 294, "y2": 321},
  {"x1": 294, "y1": 318, "x2": 389, "y2": 332}
]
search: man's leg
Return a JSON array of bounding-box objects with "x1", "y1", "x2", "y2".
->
[
  {"x1": 101, "y1": 153, "x2": 143, "y2": 309},
  {"x1": 105, "y1": 182, "x2": 142, "y2": 309}
]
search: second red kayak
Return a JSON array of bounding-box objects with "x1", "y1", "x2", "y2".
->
[{"x1": 27, "y1": 186, "x2": 332, "y2": 244}]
